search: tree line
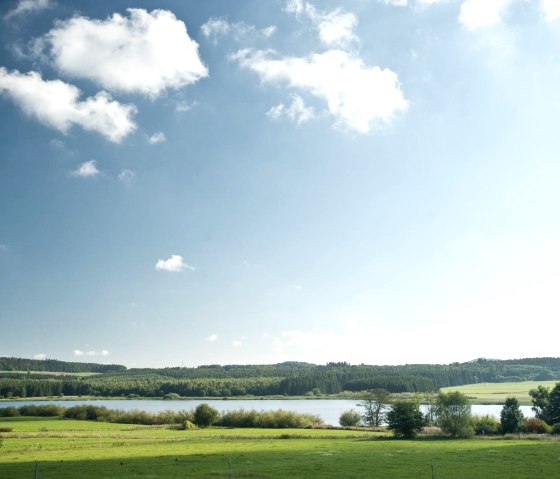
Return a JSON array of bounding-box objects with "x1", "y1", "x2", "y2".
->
[{"x1": 0, "y1": 356, "x2": 559, "y2": 399}]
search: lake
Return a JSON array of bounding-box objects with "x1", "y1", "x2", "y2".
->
[{"x1": 0, "y1": 399, "x2": 535, "y2": 426}]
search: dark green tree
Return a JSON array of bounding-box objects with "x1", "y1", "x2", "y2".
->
[
  {"x1": 386, "y1": 400, "x2": 424, "y2": 438},
  {"x1": 193, "y1": 403, "x2": 219, "y2": 427},
  {"x1": 500, "y1": 397, "x2": 524, "y2": 434},
  {"x1": 359, "y1": 389, "x2": 391, "y2": 426},
  {"x1": 436, "y1": 391, "x2": 473, "y2": 438},
  {"x1": 530, "y1": 383, "x2": 560, "y2": 425}
]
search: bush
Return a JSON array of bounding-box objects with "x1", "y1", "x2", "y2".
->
[
  {"x1": 18, "y1": 404, "x2": 65, "y2": 417},
  {"x1": 523, "y1": 418, "x2": 551, "y2": 434},
  {"x1": 0, "y1": 427, "x2": 13, "y2": 432},
  {"x1": 193, "y1": 403, "x2": 219, "y2": 427},
  {"x1": 0, "y1": 407, "x2": 20, "y2": 417},
  {"x1": 339, "y1": 410, "x2": 362, "y2": 427},
  {"x1": 472, "y1": 415, "x2": 500, "y2": 436},
  {"x1": 436, "y1": 391, "x2": 473, "y2": 438},
  {"x1": 218, "y1": 409, "x2": 322, "y2": 428},
  {"x1": 550, "y1": 423, "x2": 560, "y2": 435}
]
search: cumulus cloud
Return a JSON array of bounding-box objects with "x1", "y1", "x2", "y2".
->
[
  {"x1": 148, "y1": 131, "x2": 166, "y2": 144},
  {"x1": 233, "y1": 49, "x2": 408, "y2": 134},
  {"x1": 201, "y1": 17, "x2": 276, "y2": 43},
  {"x1": 33, "y1": 353, "x2": 47, "y2": 360},
  {"x1": 206, "y1": 334, "x2": 218, "y2": 342},
  {"x1": 459, "y1": 0, "x2": 514, "y2": 30},
  {"x1": 266, "y1": 94, "x2": 316, "y2": 125},
  {"x1": 71, "y1": 160, "x2": 99, "y2": 178},
  {"x1": 4, "y1": 0, "x2": 51, "y2": 20},
  {"x1": 73, "y1": 349, "x2": 110, "y2": 357},
  {"x1": 285, "y1": 0, "x2": 358, "y2": 48},
  {"x1": 155, "y1": 254, "x2": 194, "y2": 272},
  {"x1": 0, "y1": 68, "x2": 136, "y2": 142},
  {"x1": 42, "y1": 9, "x2": 208, "y2": 97}
]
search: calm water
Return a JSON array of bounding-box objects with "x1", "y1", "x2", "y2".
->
[{"x1": 0, "y1": 399, "x2": 534, "y2": 426}]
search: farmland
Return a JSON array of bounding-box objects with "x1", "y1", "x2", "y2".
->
[{"x1": 1, "y1": 416, "x2": 558, "y2": 479}]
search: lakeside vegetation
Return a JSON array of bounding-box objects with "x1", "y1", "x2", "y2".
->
[
  {"x1": 1, "y1": 356, "x2": 559, "y2": 399},
  {"x1": 1, "y1": 415, "x2": 559, "y2": 479}
]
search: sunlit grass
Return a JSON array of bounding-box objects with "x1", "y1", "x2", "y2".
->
[{"x1": 440, "y1": 380, "x2": 558, "y2": 404}]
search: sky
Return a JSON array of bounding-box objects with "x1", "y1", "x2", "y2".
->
[{"x1": 1, "y1": 0, "x2": 560, "y2": 368}]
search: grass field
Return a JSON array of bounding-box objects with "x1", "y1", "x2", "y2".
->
[
  {"x1": 440, "y1": 380, "x2": 559, "y2": 405},
  {"x1": 1, "y1": 417, "x2": 559, "y2": 478}
]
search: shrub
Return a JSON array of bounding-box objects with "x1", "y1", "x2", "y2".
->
[
  {"x1": 217, "y1": 409, "x2": 321, "y2": 429},
  {"x1": 523, "y1": 418, "x2": 551, "y2": 434},
  {"x1": 339, "y1": 409, "x2": 362, "y2": 427},
  {"x1": 436, "y1": 391, "x2": 473, "y2": 438},
  {"x1": 550, "y1": 423, "x2": 560, "y2": 435},
  {"x1": 472, "y1": 415, "x2": 500, "y2": 436},
  {"x1": 0, "y1": 407, "x2": 20, "y2": 417},
  {"x1": 0, "y1": 427, "x2": 13, "y2": 432},
  {"x1": 193, "y1": 403, "x2": 219, "y2": 427}
]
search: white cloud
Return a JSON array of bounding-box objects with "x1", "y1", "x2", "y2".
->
[
  {"x1": 33, "y1": 353, "x2": 47, "y2": 360},
  {"x1": 72, "y1": 160, "x2": 99, "y2": 178},
  {"x1": 0, "y1": 68, "x2": 136, "y2": 142},
  {"x1": 73, "y1": 349, "x2": 110, "y2": 357},
  {"x1": 285, "y1": 1, "x2": 357, "y2": 48},
  {"x1": 0, "y1": 243, "x2": 7, "y2": 252},
  {"x1": 232, "y1": 340, "x2": 243, "y2": 347},
  {"x1": 4, "y1": 0, "x2": 51, "y2": 20},
  {"x1": 148, "y1": 131, "x2": 166, "y2": 144},
  {"x1": 44, "y1": 9, "x2": 208, "y2": 97},
  {"x1": 201, "y1": 17, "x2": 276, "y2": 43},
  {"x1": 206, "y1": 334, "x2": 218, "y2": 342},
  {"x1": 176, "y1": 101, "x2": 197, "y2": 112},
  {"x1": 459, "y1": 0, "x2": 514, "y2": 30},
  {"x1": 540, "y1": 0, "x2": 560, "y2": 22},
  {"x1": 266, "y1": 94, "x2": 316, "y2": 125},
  {"x1": 233, "y1": 49, "x2": 408, "y2": 134},
  {"x1": 155, "y1": 254, "x2": 194, "y2": 272}
]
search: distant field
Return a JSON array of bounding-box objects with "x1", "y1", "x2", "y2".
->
[
  {"x1": 440, "y1": 380, "x2": 559, "y2": 405},
  {"x1": 1, "y1": 417, "x2": 559, "y2": 478}
]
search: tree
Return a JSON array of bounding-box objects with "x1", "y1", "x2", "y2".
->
[
  {"x1": 339, "y1": 409, "x2": 362, "y2": 427},
  {"x1": 436, "y1": 391, "x2": 473, "y2": 438},
  {"x1": 529, "y1": 383, "x2": 560, "y2": 425},
  {"x1": 359, "y1": 389, "x2": 391, "y2": 426},
  {"x1": 500, "y1": 397, "x2": 524, "y2": 434},
  {"x1": 193, "y1": 403, "x2": 219, "y2": 427},
  {"x1": 386, "y1": 400, "x2": 424, "y2": 438}
]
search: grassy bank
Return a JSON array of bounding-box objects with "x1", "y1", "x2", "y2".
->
[
  {"x1": 1, "y1": 417, "x2": 559, "y2": 478},
  {"x1": 440, "y1": 380, "x2": 558, "y2": 405}
]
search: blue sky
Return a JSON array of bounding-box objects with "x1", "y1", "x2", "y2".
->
[{"x1": 1, "y1": 0, "x2": 559, "y2": 368}]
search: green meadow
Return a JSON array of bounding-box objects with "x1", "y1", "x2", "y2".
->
[
  {"x1": 440, "y1": 380, "x2": 559, "y2": 405},
  {"x1": 1, "y1": 417, "x2": 559, "y2": 478}
]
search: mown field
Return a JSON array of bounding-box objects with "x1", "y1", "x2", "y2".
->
[
  {"x1": 440, "y1": 380, "x2": 559, "y2": 405},
  {"x1": 1, "y1": 417, "x2": 559, "y2": 478}
]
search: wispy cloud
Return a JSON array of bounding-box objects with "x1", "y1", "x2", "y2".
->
[
  {"x1": 73, "y1": 349, "x2": 110, "y2": 357},
  {"x1": 71, "y1": 160, "x2": 99, "y2": 178},
  {"x1": 33, "y1": 353, "x2": 47, "y2": 360},
  {"x1": 201, "y1": 17, "x2": 276, "y2": 44},
  {"x1": 148, "y1": 131, "x2": 166, "y2": 144},
  {"x1": 155, "y1": 254, "x2": 195, "y2": 272},
  {"x1": 118, "y1": 169, "x2": 136, "y2": 185},
  {"x1": 4, "y1": 0, "x2": 52, "y2": 20},
  {"x1": 0, "y1": 68, "x2": 136, "y2": 142},
  {"x1": 266, "y1": 94, "x2": 316, "y2": 125},
  {"x1": 206, "y1": 334, "x2": 218, "y2": 342}
]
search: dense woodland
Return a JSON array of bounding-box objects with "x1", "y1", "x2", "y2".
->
[{"x1": 0, "y1": 357, "x2": 559, "y2": 399}]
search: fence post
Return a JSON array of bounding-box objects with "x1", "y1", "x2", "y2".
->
[{"x1": 34, "y1": 462, "x2": 39, "y2": 479}]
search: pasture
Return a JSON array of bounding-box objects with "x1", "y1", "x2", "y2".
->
[
  {"x1": 440, "y1": 380, "x2": 558, "y2": 405},
  {"x1": 1, "y1": 417, "x2": 559, "y2": 478}
]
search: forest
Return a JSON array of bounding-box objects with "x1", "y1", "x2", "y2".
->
[{"x1": 0, "y1": 356, "x2": 559, "y2": 399}]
